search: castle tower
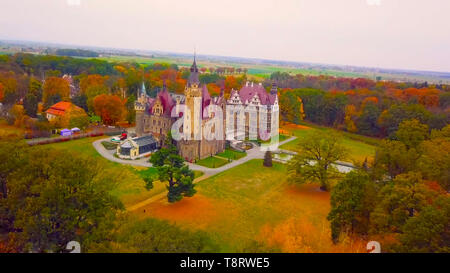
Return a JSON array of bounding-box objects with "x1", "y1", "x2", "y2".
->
[
  {"x1": 135, "y1": 82, "x2": 147, "y2": 136},
  {"x1": 184, "y1": 56, "x2": 202, "y2": 140}
]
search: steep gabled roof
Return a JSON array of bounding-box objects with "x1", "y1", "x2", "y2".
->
[
  {"x1": 149, "y1": 84, "x2": 177, "y2": 117},
  {"x1": 237, "y1": 83, "x2": 277, "y2": 106},
  {"x1": 45, "y1": 101, "x2": 84, "y2": 116}
]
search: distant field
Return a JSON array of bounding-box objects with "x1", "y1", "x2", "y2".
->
[
  {"x1": 94, "y1": 55, "x2": 366, "y2": 79},
  {"x1": 91, "y1": 54, "x2": 449, "y2": 83},
  {"x1": 134, "y1": 159, "x2": 366, "y2": 252},
  {"x1": 280, "y1": 122, "x2": 378, "y2": 163}
]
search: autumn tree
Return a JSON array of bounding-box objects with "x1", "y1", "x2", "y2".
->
[
  {"x1": 42, "y1": 77, "x2": 70, "y2": 108},
  {"x1": 93, "y1": 94, "x2": 125, "y2": 125},
  {"x1": 287, "y1": 130, "x2": 348, "y2": 191},
  {"x1": 370, "y1": 172, "x2": 439, "y2": 234},
  {"x1": 148, "y1": 133, "x2": 196, "y2": 203},
  {"x1": 395, "y1": 196, "x2": 450, "y2": 253},
  {"x1": 80, "y1": 74, "x2": 109, "y2": 112},
  {"x1": 418, "y1": 125, "x2": 450, "y2": 190},
  {"x1": 395, "y1": 119, "x2": 429, "y2": 149}
]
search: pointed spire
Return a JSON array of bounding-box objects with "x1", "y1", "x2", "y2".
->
[
  {"x1": 188, "y1": 52, "x2": 200, "y2": 85},
  {"x1": 141, "y1": 81, "x2": 146, "y2": 96}
]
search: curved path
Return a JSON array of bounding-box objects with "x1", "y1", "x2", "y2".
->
[
  {"x1": 93, "y1": 136, "x2": 297, "y2": 211},
  {"x1": 93, "y1": 136, "x2": 298, "y2": 176}
]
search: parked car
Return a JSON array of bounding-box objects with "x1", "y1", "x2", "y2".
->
[{"x1": 111, "y1": 136, "x2": 121, "y2": 143}]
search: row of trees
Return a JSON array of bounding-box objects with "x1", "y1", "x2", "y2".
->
[{"x1": 280, "y1": 87, "x2": 449, "y2": 138}]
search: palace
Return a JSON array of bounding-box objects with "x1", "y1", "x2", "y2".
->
[{"x1": 131, "y1": 57, "x2": 279, "y2": 162}]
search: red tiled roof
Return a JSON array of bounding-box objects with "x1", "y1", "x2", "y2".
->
[{"x1": 45, "y1": 101, "x2": 82, "y2": 116}]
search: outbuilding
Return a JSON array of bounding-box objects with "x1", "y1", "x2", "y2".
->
[{"x1": 117, "y1": 135, "x2": 159, "y2": 159}]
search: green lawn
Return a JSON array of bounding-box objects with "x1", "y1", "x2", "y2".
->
[
  {"x1": 137, "y1": 159, "x2": 365, "y2": 252},
  {"x1": 217, "y1": 148, "x2": 246, "y2": 160},
  {"x1": 280, "y1": 125, "x2": 377, "y2": 163},
  {"x1": 195, "y1": 156, "x2": 229, "y2": 168},
  {"x1": 45, "y1": 137, "x2": 167, "y2": 207}
]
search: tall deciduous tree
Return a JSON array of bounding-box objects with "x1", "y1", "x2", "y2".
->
[
  {"x1": 93, "y1": 94, "x2": 125, "y2": 125},
  {"x1": 42, "y1": 77, "x2": 70, "y2": 107},
  {"x1": 327, "y1": 171, "x2": 376, "y2": 243},
  {"x1": 287, "y1": 130, "x2": 348, "y2": 191}
]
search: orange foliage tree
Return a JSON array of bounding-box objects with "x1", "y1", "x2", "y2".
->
[
  {"x1": 93, "y1": 94, "x2": 125, "y2": 125},
  {"x1": 42, "y1": 77, "x2": 70, "y2": 106}
]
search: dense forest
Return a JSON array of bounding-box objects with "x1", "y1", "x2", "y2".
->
[{"x1": 271, "y1": 71, "x2": 450, "y2": 138}]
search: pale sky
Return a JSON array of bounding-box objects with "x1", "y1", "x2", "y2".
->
[{"x1": 1, "y1": 0, "x2": 449, "y2": 72}]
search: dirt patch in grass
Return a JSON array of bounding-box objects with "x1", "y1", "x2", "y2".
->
[
  {"x1": 284, "y1": 184, "x2": 331, "y2": 203},
  {"x1": 134, "y1": 194, "x2": 232, "y2": 229}
]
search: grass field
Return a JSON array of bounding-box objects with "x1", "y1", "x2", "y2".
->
[
  {"x1": 217, "y1": 148, "x2": 246, "y2": 160},
  {"x1": 45, "y1": 137, "x2": 168, "y2": 207},
  {"x1": 280, "y1": 123, "x2": 378, "y2": 163},
  {"x1": 134, "y1": 159, "x2": 366, "y2": 252},
  {"x1": 195, "y1": 156, "x2": 229, "y2": 168}
]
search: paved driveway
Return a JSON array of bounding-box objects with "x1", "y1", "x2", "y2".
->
[{"x1": 92, "y1": 136, "x2": 298, "y2": 176}]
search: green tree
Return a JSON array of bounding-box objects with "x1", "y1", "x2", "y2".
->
[
  {"x1": 0, "y1": 146, "x2": 123, "y2": 252},
  {"x1": 395, "y1": 119, "x2": 429, "y2": 149},
  {"x1": 23, "y1": 93, "x2": 38, "y2": 117},
  {"x1": 374, "y1": 140, "x2": 420, "y2": 179},
  {"x1": 0, "y1": 139, "x2": 26, "y2": 200},
  {"x1": 418, "y1": 137, "x2": 450, "y2": 191},
  {"x1": 327, "y1": 171, "x2": 376, "y2": 243},
  {"x1": 263, "y1": 151, "x2": 273, "y2": 167},
  {"x1": 69, "y1": 114, "x2": 89, "y2": 130},
  {"x1": 72, "y1": 94, "x2": 88, "y2": 112},
  {"x1": 395, "y1": 197, "x2": 450, "y2": 253},
  {"x1": 149, "y1": 133, "x2": 196, "y2": 202},
  {"x1": 287, "y1": 130, "x2": 348, "y2": 191},
  {"x1": 125, "y1": 94, "x2": 136, "y2": 124},
  {"x1": 370, "y1": 172, "x2": 437, "y2": 234},
  {"x1": 111, "y1": 218, "x2": 219, "y2": 253},
  {"x1": 356, "y1": 102, "x2": 381, "y2": 136}
]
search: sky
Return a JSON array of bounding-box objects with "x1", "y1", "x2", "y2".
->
[{"x1": 1, "y1": 0, "x2": 449, "y2": 72}]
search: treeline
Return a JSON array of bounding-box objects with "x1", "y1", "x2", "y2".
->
[
  {"x1": 0, "y1": 53, "x2": 116, "y2": 76},
  {"x1": 55, "y1": 49, "x2": 99, "y2": 58},
  {"x1": 0, "y1": 53, "x2": 248, "y2": 138},
  {"x1": 279, "y1": 80, "x2": 449, "y2": 138},
  {"x1": 267, "y1": 71, "x2": 449, "y2": 92}
]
